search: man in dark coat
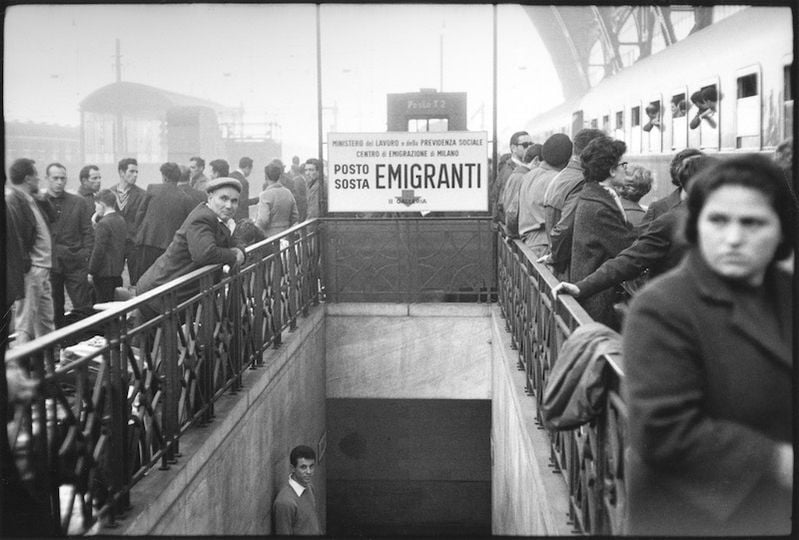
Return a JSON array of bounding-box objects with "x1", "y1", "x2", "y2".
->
[
  {"x1": 177, "y1": 164, "x2": 208, "y2": 207},
  {"x1": 44, "y1": 162, "x2": 94, "y2": 327},
  {"x1": 136, "y1": 177, "x2": 246, "y2": 320},
  {"x1": 638, "y1": 148, "x2": 703, "y2": 228},
  {"x1": 113, "y1": 157, "x2": 147, "y2": 285},
  {"x1": 77, "y1": 164, "x2": 102, "y2": 211},
  {"x1": 89, "y1": 189, "x2": 128, "y2": 302},
  {"x1": 134, "y1": 162, "x2": 195, "y2": 277},
  {"x1": 230, "y1": 156, "x2": 258, "y2": 221}
]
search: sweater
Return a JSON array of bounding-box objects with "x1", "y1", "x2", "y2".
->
[{"x1": 273, "y1": 481, "x2": 320, "y2": 535}]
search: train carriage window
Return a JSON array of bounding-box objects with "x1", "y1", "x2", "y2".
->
[
  {"x1": 671, "y1": 92, "x2": 688, "y2": 150},
  {"x1": 614, "y1": 110, "x2": 624, "y2": 140},
  {"x1": 631, "y1": 106, "x2": 641, "y2": 127},
  {"x1": 735, "y1": 72, "x2": 760, "y2": 149},
  {"x1": 784, "y1": 64, "x2": 793, "y2": 139},
  {"x1": 571, "y1": 110, "x2": 584, "y2": 136},
  {"x1": 602, "y1": 114, "x2": 610, "y2": 133},
  {"x1": 692, "y1": 83, "x2": 719, "y2": 149},
  {"x1": 644, "y1": 100, "x2": 662, "y2": 153},
  {"x1": 590, "y1": 118, "x2": 598, "y2": 129}
]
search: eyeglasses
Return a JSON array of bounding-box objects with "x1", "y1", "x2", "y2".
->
[
  {"x1": 518, "y1": 142, "x2": 533, "y2": 148},
  {"x1": 618, "y1": 161, "x2": 629, "y2": 171}
]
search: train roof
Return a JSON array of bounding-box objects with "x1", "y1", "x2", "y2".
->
[
  {"x1": 80, "y1": 81, "x2": 225, "y2": 114},
  {"x1": 528, "y1": 6, "x2": 793, "y2": 133}
]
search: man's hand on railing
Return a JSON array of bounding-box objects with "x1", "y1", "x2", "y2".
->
[{"x1": 552, "y1": 282, "x2": 580, "y2": 298}]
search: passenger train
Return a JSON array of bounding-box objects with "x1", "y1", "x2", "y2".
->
[{"x1": 525, "y1": 6, "x2": 793, "y2": 203}]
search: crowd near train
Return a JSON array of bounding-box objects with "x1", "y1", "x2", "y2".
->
[{"x1": 4, "y1": 4, "x2": 797, "y2": 536}]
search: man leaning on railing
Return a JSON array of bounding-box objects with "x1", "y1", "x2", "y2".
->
[{"x1": 135, "y1": 177, "x2": 246, "y2": 320}]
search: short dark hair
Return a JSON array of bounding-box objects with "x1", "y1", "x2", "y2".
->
[
  {"x1": 580, "y1": 136, "x2": 626, "y2": 183},
  {"x1": 46, "y1": 162, "x2": 66, "y2": 176},
  {"x1": 239, "y1": 156, "x2": 253, "y2": 169},
  {"x1": 509, "y1": 131, "x2": 529, "y2": 147},
  {"x1": 79, "y1": 164, "x2": 99, "y2": 182},
  {"x1": 572, "y1": 128, "x2": 606, "y2": 154},
  {"x1": 209, "y1": 159, "x2": 229, "y2": 177},
  {"x1": 685, "y1": 154, "x2": 796, "y2": 262},
  {"x1": 118, "y1": 157, "x2": 138, "y2": 174},
  {"x1": 669, "y1": 148, "x2": 704, "y2": 187},
  {"x1": 160, "y1": 162, "x2": 182, "y2": 183},
  {"x1": 675, "y1": 154, "x2": 719, "y2": 193},
  {"x1": 9, "y1": 158, "x2": 36, "y2": 185},
  {"x1": 265, "y1": 162, "x2": 283, "y2": 182},
  {"x1": 179, "y1": 165, "x2": 190, "y2": 183},
  {"x1": 523, "y1": 143, "x2": 543, "y2": 164},
  {"x1": 290, "y1": 445, "x2": 316, "y2": 467},
  {"x1": 95, "y1": 188, "x2": 117, "y2": 207},
  {"x1": 190, "y1": 156, "x2": 205, "y2": 169}
]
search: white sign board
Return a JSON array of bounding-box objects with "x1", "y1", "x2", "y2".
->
[{"x1": 327, "y1": 131, "x2": 488, "y2": 212}]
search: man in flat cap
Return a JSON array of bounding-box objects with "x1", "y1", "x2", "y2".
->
[{"x1": 135, "y1": 177, "x2": 246, "y2": 319}]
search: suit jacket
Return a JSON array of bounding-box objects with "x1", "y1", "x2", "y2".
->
[
  {"x1": 136, "y1": 203, "x2": 244, "y2": 295},
  {"x1": 230, "y1": 170, "x2": 255, "y2": 221},
  {"x1": 256, "y1": 184, "x2": 299, "y2": 238},
  {"x1": 46, "y1": 191, "x2": 94, "y2": 273},
  {"x1": 575, "y1": 203, "x2": 689, "y2": 298},
  {"x1": 114, "y1": 184, "x2": 147, "y2": 245},
  {"x1": 89, "y1": 212, "x2": 126, "y2": 278},
  {"x1": 5, "y1": 187, "x2": 30, "y2": 303},
  {"x1": 570, "y1": 182, "x2": 636, "y2": 329},
  {"x1": 178, "y1": 183, "x2": 208, "y2": 207},
  {"x1": 639, "y1": 187, "x2": 681, "y2": 229},
  {"x1": 623, "y1": 250, "x2": 792, "y2": 535},
  {"x1": 292, "y1": 174, "x2": 309, "y2": 222},
  {"x1": 135, "y1": 183, "x2": 195, "y2": 250},
  {"x1": 544, "y1": 158, "x2": 584, "y2": 276}
]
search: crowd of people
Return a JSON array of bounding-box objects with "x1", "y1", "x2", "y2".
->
[
  {"x1": 3, "y1": 129, "x2": 796, "y2": 535},
  {"x1": 5, "y1": 154, "x2": 325, "y2": 343},
  {"x1": 494, "y1": 129, "x2": 795, "y2": 535}
]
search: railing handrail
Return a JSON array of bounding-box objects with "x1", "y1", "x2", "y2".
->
[
  {"x1": 496, "y1": 227, "x2": 627, "y2": 535},
  {"x1": 5, "y1": 218, "x2": 322, "y2": 362}
]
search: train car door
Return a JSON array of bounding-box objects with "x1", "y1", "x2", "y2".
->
[
  {"x1": 643, "y1": 95, "x2": 663, "y2": 154},
  {"x1": 613, "y1": 108, "x2": 624, "y2": 142},
  {"x1": 669, "y1": 87, "x2": 688, "y2": 151},
  {"x1": 734, "y1": 65, "x2": 762, "y2": 150}
]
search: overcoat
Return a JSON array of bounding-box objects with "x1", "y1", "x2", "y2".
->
[
  {"x1": 46, "y1": 191, "x2": 94, "y2": 273},
  {"x1": 570, "y1": 181, "x2": 636, "y2": 329},
  {"x1": 89, "y1": 212, "x2": 127, "y2": 278},
  {"x1": 639, "y1": 186, "x2": 680, "y2": 229},
  {"x1": 622, "y1": 250, "x2": 792, "y2": 536},
  {"x1": 136, "y1": 203, "x2": 243, "y2": 296},
  {"x1": 134, "y1": 183, "x2": 195, "y2": 250},
  {"x1": 113, "y1": 184, "x2": 147, "y2": 245},
  {"x1": 230, "y1": 170, "x2": 255, "y2": 221}
]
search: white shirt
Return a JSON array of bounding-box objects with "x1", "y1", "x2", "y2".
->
[{"x1": 288, "y1": 475, "x2": 307, "y2": 497}]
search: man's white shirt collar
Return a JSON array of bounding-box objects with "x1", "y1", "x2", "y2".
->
[{"x1": 289, "y1": 475, "x2": 306, "y2": 496}]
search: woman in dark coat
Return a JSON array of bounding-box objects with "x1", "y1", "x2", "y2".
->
[
  {"x1": 569, "y1": 136, "x2": 636, "y2": 330},
  {"x1": 622, "y1": 154, "x2": 795, "y2": 536}
]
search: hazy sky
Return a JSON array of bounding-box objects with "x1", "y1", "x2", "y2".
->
[{"x1": 4, "y1": 3, "x2": 563, "y2": 160}]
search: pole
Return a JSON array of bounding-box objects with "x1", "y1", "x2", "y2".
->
[
  {"x1": 439, "y1": 32, "x2": 444, "y2": 92},
  {"x1": 492, "y1": 6, "x2": 498, "y2": 195},
  {"x1": 315, "y1": 4, "x2": 326, "y2": 215}
]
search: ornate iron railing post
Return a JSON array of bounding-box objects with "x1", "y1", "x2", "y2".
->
[
  {"x1": 229, "y1": 270, "x2": 243, "y2": 391},
  {"x1": 252, "y1": 253, "x2": 266, "y2": 367},
  {"x1": 287, "y1": 233, "x2": 298, "y2": 332},
  {"x1": 271, "y1": 244, "x2": 283, "y2": 348},
  {"x1": 104, "y1": 317, "x2": 125, "y2": 526},
  {"x1": 160, "y1": 287, "x2": 180, "y2": 467},
  {"x1": 199, "y1": 273, "x2": 216, "y2": 423}
]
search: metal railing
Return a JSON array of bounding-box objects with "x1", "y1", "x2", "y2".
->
[
  {"x1": 4, "y1": 220, "x2": 322, "y2": 535},
  {"x1": 496, "y1": 230, "x2": 627, "y2": 535},
  {"x1": 322, "y1": 217, "x2": 496, "y2": 303}
]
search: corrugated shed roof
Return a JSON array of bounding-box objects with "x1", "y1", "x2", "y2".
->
[{"x1": 79, "y1": 81, "x2": 225, "y2": 114}]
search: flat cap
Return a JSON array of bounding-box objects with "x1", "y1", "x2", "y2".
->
[{"x1": 206, "y1": 177, "x2": 242, "y2": 193}]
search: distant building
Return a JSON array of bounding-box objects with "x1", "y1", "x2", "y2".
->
[{"x1": 5, "y1": 121, "x2": 81, "y2": 173}]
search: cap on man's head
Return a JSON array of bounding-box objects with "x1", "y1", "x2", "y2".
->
[
  {"x1": 206, "y1": 177, "x2": 242, "y2": 193},
  {"x1": 542, "y1": 133, "x2": 573, "y2": 168}
]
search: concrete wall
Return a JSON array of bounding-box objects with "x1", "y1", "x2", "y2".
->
[
  {"x1": 489, "y1": 306, "x2": 574, "y2": 536},
  {"x1": 118, "y1": 307, "x2": 327, "y2": 535},
  {"x1": 325, "y1": 303, "x2": 491, "y2": 399}
]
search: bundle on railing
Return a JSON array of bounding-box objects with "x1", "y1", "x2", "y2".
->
[
  {"x1": 496, "y1": 230, "x2": 627, "y2": 535},
  {"x1": 3, "y1": 220, "x2": 322, "y2": 535}
]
